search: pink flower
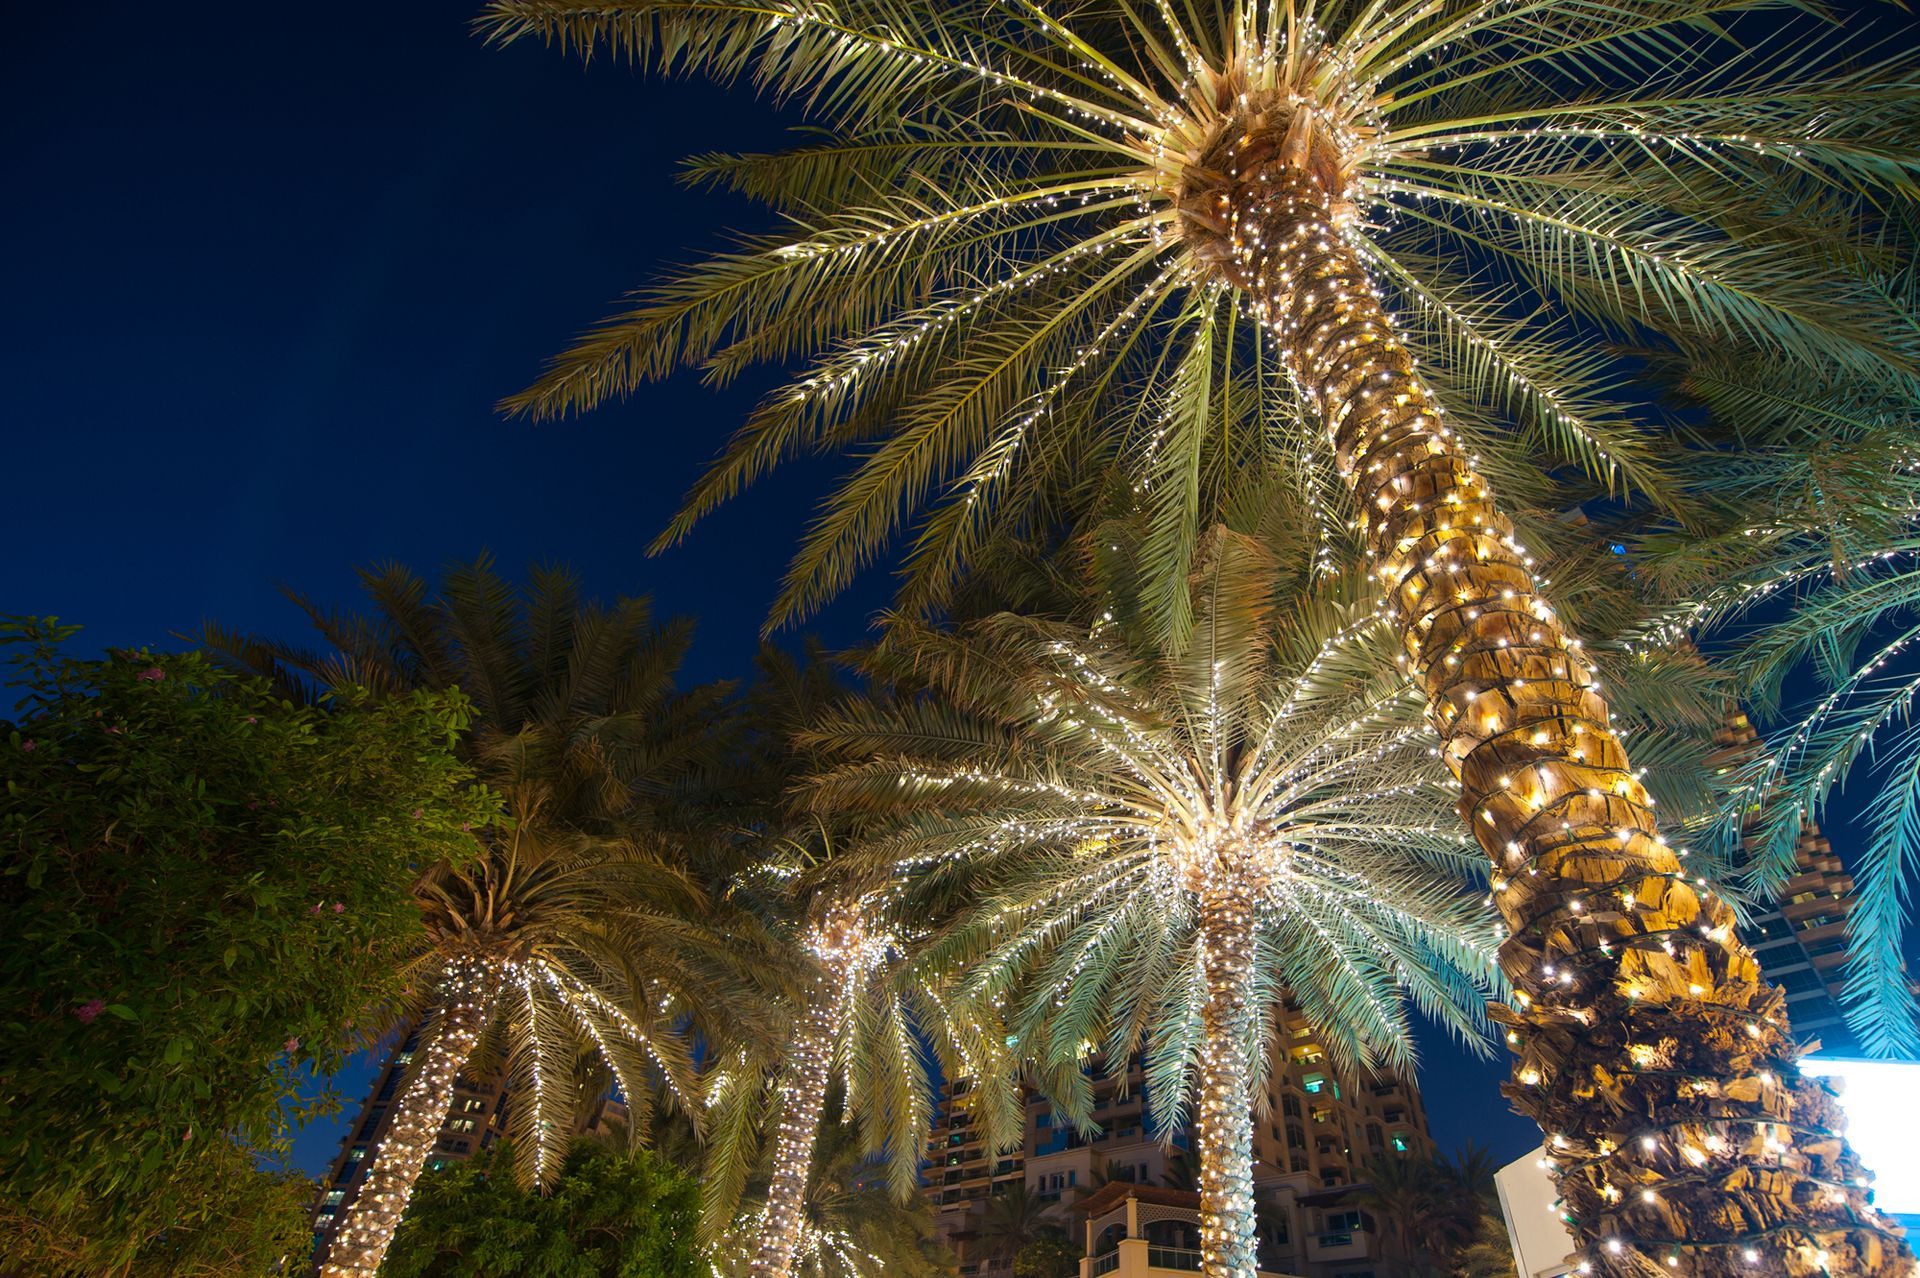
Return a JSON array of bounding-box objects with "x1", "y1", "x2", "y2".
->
[
  {"x1": 19, "y1": 740, "x2": 34, "y2": 752},
  {"x1": 182, "y1": 1128, "x2": 192, "y2": 1142},
  {"x1": 412, "y1": 808, "x2": 425, "y2": 820},
  {"x1": 459, "y1": 822, "x2": 473, "y2": 832},
  {"x1": 332, "y1": 902, "x2": 345, "y2": 914},
  {"x1": 74, "y1": 999, "x2": 105, "y2": 1024},
  {"x1": 136, "y1": 667, "x2": 165, "y2": 682},
  {"x1": 284, "y1": 1037, "x2": 300, "y2": 1054},
  {"x1": 309, "y1": 902, "x2": 324, "y2": 916}
]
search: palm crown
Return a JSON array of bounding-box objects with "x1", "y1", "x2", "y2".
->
[
  {"x1": 809, "y1": 525, "x2": 1504, "y2": 1086},
  {"x1": 485, "y1": 0, "x2": 1916, "y2": 633}
]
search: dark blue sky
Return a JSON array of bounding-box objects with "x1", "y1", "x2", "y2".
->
[{"x1": 5, "y1": 2, "x2": 1541, "y2": 1174}]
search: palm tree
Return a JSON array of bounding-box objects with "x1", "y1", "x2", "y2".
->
[
  {"x1": 802, "y1": 522, "x2": 1503, "y2": 1278},
  {"x1": 480, "y1": 1, "x2": 1920, "y2": 1268},
  {"x1": 709, "y1": 651, "x2": 1021, "y2": 1278},
  {"x1": 1352, "y1": 1153, "x2": 1482, "y2": 1278},
  {"x1": 206, "y1": 561, "x2": 762, "y2": 1277},
  {"x1": 977, "y1": 1182, "x2": 1061, "y2": 1265}
]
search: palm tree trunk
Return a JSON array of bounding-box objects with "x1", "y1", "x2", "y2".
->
[
  {"x1": 1212, "y1": 162, "x2": 1913, "y2": 1277},
  {"x1": 1195, "y1": 873, "x2": 1259, "y2": 1278},
  {"x1": 752, "y1": 978, "x2": 843, "y2": 1278},
  {"x1": 320, "y1": 957, "x2": 502, "y2": 1278}
]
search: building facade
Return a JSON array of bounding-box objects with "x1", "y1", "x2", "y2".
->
[
  {"x1": 925, "y1": 997, "x2": 1434, "y2": 1278},
  {"x1": 1716, "y1": 711, "x2": 1879, "y2": 1056}
]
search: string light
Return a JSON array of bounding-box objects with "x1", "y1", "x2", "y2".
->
[{"x1": 319, "y1": 957, "x2": 503, "y2": 1278}]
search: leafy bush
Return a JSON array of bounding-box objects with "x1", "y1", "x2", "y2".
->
[
  {"x1": 0, "y1": 617, "x2": 494, "y2": 1269},
  {"x1": 384, "y1": 1142, "x2": 704, "y2": 1278}
]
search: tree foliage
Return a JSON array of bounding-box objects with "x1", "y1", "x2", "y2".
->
[
  {"x1": 383, "y1": 1141, "x2": 705, "y2": 1278},
  {"x1": 483, "y1": 0, "x2": 1920, "y2": 641},
  {"x1": 0, "y1": 616, "x2": 491, "y2": 1271}
]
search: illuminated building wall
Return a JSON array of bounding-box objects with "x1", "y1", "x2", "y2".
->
[{"x1": 926, "y1": 1002, "x2": 1432, "y2": 1278}]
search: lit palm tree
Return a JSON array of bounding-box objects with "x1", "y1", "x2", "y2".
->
[
  {"x1": 711, "y1": 651, "x2": 1023, "y2": 1278},
  {"x1": 800, "y1": 521, "x2": 1505, "y2": 1278},
  {"x1": 206, "y1": 561, "x2": 762, "y2": 1277},
  {"x1": 480, "y1": 0, "x2": 1920, "y2": 1269}
]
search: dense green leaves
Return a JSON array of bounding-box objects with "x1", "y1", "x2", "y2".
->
[
  {"x1": 384, "y1": 1141, "x2": 704, "y2": 1278},
  {"x1": 0, "y1": 616, "x2": 492, "y2": 1270}
]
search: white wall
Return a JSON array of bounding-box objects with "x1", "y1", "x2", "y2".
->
[{"x1": 1493, "y1": 1148, "x2": 1578, "y2": 1278}]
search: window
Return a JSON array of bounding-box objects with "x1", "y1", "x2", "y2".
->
[
  {"x1": 346, "y1": 1147, "x2": 365, "y2": 1163},
  {"x1": 316, "y1": 1211, "x2": 335, "y2": 1230},
  {"x1": 1282, "y1": 1095, "x2": 1302, "y2": 1118},
  {"x1": 1302, "y1": 1073, "x2": 1327, "y2": 1095},
  {"x1": 1391, "y1": 1132, "x2": 1411, "y2": 1153},
  {"x1": 1068, "y1": 1171, "x2": 1077, "y2": 1186},
  {"x1": 1325, "y1": 1211, "x2": 1365, "y2": 1231},
  {"x1": 322, "y1": 1190, "x2": 345, "y2": 1207}
]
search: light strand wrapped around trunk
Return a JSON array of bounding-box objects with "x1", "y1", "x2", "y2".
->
[
  {"x1": 320, "y1": 955, "x2": 502, "y2": 1278},
  {"x1": 1194, "y1": 873, "x2": 1260, "y2": 1278}
]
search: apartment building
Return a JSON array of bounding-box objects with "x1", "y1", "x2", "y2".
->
[
  {"x1": 925, "y1": 996, "x2": 1433, "y2": 1278},
  {"x1": 1716, "y1": 711, "x2": 1876, "y2": 1055}
]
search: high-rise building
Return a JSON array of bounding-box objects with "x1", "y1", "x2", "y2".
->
[
  {"x1": 924, "y1": 996, "x2": 1433, "y2": 1278},
  {"x1": 1716, "y1": 712, "x2": 1869, "y2": 1055}
]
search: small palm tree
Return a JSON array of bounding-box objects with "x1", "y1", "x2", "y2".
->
[
  {"x1": 479, "y1": 0, "x2": 1920, "y2": 1269},
  {"x1": 706, "y1": 651, "x2": 1019, "y2": 1278},
  {"x1": 977, "y1": 1181, "x2": 1061, "y2": 1264},
  {"x1": 207, "y1": 561, "x2": 760, "y2": 1277},
  {"x1": 803, "y1": 523, "x2": 1502, "y2": 1278}
]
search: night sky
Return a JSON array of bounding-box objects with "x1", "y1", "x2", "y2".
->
[{"x1": 9, "y1": 2, "x2": 1562, "y2": 1177}]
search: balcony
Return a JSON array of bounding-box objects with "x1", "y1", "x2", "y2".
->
[
  {"x1": 1081, "y1": 1239, "x2": 1300, "y2": 1278},
  {"x1": 1073, "y1": 1184, "x2": 1303, "y2": 1278}
]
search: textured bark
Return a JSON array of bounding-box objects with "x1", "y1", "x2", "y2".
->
[
  {"x1": 320, "y1": 956, "x2": 502, "y2": 1278},
  {"x1": 1194, "y1": 874, "x2": 1260, "y2": 1278},
  {"x1": 752, "y1": 976, "x2": 843, "y2": 1278},
  {"x1": 1177, "y1": 127, "x2": 1913, "y2": 1277}
]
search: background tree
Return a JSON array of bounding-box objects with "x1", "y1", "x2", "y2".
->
[
  {"x1": 206, "y1": 561, "x2": 764, "y2": 1277},
  {"x1": 0, "y1": 618, "x2": 488, "y2": 1275},
  {"x1": 481, "y1": 0, "x2": 1920, "y2": 1268},
  {"x1": 382, "y1": 1140, "x2": 704, "y2": 1278},
  {"x1": 1014, "y1": 1232, "x2": 1081, "y2": 1278}
]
